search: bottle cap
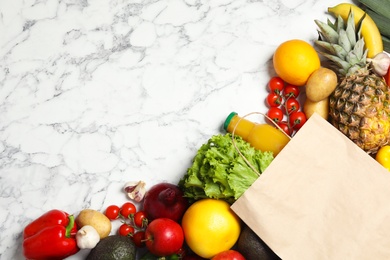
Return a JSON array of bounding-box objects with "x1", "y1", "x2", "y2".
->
[{"x1": 224, "y1": 112, "x2": 238, "y2": 131}]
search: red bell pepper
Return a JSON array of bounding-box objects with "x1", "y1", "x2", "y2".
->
[
  {"x1": 23, "y1": 209, "x2": 77, "y2": 239},
  {"x1": 385, "y1": 65, "x2": 390, "y2": 86},
  {"x1": 23, "y1": 209, "x2": 79, "y2": 260}
]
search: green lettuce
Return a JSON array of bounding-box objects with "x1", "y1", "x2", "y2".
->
[{"x1": 178, "y1": 133, "x2": 274, "y2": 204}]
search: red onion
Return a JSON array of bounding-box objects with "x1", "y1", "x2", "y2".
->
[{"x1": 142, "y1": 183, "x2": 189, "y2": 222}]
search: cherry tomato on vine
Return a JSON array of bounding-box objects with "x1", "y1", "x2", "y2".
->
[
  {"x1": 132, "y1": 231, "x2": 146, "y2": 248},
  {"x1": 105, "y1": 205, "x2": 120, "y2": 220},
  {"x1": 277, "y1": 121, "x2": 291, "y2": 136},
  {"x1": 289, "y1": 111, "x2": 307, "y2": 130},
  {"x1": 268, "y1": 77, "x2": 285, "y2": 93},
  {"x1": 134, "y1": 210, "x2": 148, "y2": 228},
  {"x1": 119, "y1": 223, "x2": 135, "y2": 237},
  {"x1": 120, "y1": 202, "x2": 136, "y2": 218},
  {"x1": 267, "y1": 107, "x2": 283, "y2": 123},
  {"x1": 266, "y1": 92, "x2": 282, "y2": 107},
  {"x1": 283, "y1": 84, "x2": 300, "y2": 98},
  {"x1": 285, "y1": 97, "x2": 300, "y2": 114}
]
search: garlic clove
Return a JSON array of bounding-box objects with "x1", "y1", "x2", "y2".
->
[
  {"x1": 124, "y1": 181, "x2": 146, "y2": 202},
  {"x1": 368, "y1": 52, "x2": 390, "y2": 76}
]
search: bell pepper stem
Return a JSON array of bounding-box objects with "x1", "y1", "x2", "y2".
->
[{"x1": 65, "y1": 215, "x2": 75, "y2": 238}]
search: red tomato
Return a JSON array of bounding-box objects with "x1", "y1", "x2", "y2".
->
[
  {"x1": 289, "y1": 111, "x2": 307, "y2": 130},
  {"x1": 119, "y1": 223, "x2": 135, "y2": 237},
  {"x1": 268, "y1": 77, "x2": 285, "y2": 93},
  {"x1": 105, "y1": 205, "x2": 120, "y2": 220},
  {"x1": 120, "y1": 202, "x2": 136, "y2": 218},
  {"x1": 285, "y1": 97, "x2": 300, "y2": 114},
  {"x1": 134, "y1": 210, "x2": 148, "y2": 228},
  {"x1": 266, "y1": 92, "x2": 282, "y2": 107},
  {"x1": 145, "y1": 218, "x2": 184, "y2": 257},
  {"x1": 385, "y1": 65, "x2": 390, "y2": 86},
  {"x1": 211, "y1": 250, "x2": 245, "y2": 260},
  {"x1": 132, "y1": 231, "x2": 146, "y2": 248},
  {"x1": 277, "y1": 121, "x2": 291, "y2": 136},
  {"x1": 267, "y1": 107, "x2": 283, "y2": 123},
  {"x1": 283, "y1": 84, "x2": 300, "y2": 97}
]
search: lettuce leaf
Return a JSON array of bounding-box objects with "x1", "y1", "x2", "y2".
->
[{"x1": 178, "y1": 133, "x2": 274, "y2": 204}]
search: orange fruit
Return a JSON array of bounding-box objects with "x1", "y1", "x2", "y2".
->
[
  {"x1": 181, "y1": 199, "x2": 241, "y2": 259},
  {"x1": 273, "y1": 39, "x2": 320, "y2": 86}
]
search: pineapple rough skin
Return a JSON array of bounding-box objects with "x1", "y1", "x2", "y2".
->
[{"x1": 329, "y1": 71, "x2": 390, "y2": 154}]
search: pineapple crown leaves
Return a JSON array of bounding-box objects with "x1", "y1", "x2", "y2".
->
[{"x1": 314, "y1": 9, "x2": 368, "y2": 77}]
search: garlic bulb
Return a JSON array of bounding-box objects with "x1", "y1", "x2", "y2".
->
[
  {"x1": 368, "y1": 52, "x2": 390, "y2": 76},
  {"x1": 76, "y1": 225, "x2": 100, "y2": 249}
]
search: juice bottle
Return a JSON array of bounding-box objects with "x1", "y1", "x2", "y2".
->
[{"x1": 224, "y1": 112, "x2": 290, "y2": 156}]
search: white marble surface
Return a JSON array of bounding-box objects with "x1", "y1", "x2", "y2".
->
[{"x1": 0, "y1": 0, "x2": 353, "y2": 259}]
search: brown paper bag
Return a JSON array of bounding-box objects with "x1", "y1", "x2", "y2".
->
[{"x1": 231, "y1": 113, "x2": 390, "y2": 260}]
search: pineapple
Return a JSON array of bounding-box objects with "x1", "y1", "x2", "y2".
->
[{"x1": 315, "y1": 11, "x2": 390, "y2": 154}]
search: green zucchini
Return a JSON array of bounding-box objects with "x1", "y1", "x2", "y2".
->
[
  {"x1": 382, "y1": 35, "x2": 390, "y2": 53},
  {"x1": 357, "y1": 0, "x2": 390, "y2": 20},
  {"x1": 363, "y1": 7, "x2": 390, "y2": 39}
]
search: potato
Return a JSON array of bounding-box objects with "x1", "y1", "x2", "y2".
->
[
  {"x1": 303, "y1": 97, "x2": 329, "y2": 119},
  {"x1": 76, "y1": 209, "x2": 111, "y2": 239},
  {"x1": 305, "y1": 67, "x2": 337, "y2": 102}
]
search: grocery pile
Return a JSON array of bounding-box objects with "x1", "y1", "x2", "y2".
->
[{"x1": 21, "y1": 2, "x2": 390, "y2": 260}]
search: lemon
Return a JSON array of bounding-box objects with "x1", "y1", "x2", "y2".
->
[
  {"x1": 181, "y1": 199, "x2": 241, "y2": 259},
  {"x1": 376, "y1": 145, "x2": 390, "y2": 171},
  {"x1": 273, "y1": 39, "x2": 320, "y2": 86}
]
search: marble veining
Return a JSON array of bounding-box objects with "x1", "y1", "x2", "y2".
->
[{"x1": 0, "y1": 0, "x2": 353, "y2": 259}]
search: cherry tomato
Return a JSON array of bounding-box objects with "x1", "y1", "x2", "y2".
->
[
  {"x1": 267, "y1": 107, "x2": 283, "y2": 123},
  {"x1": 134, "y1": 210, "x2": 148, "y2": 228},
  {"x1": 285, "y1": 97, "x2": 300, "y2": 114},
  {"x1": 277, "y1": 121, "x2": 291, "y2": 136},
  {"x1": 283, "y1": 84, "x2": 300, "y2": 98},
  {"x1": 105, "y1": 205, "x2": 120, "y2": 220},
  {"x1": 175, "y1": 247, "x2": 187, "y2": 258},
  {"x1": 268, "y1": 77, "x2": 285, "y2": 93},
  {"x1": 119, "y1": 223, "x2": 135, "y2": 237},
  {"x1": 120, "y1": 202, "x2": 136, "y2": 218},
  {"x1": 132, "y1": 231, "x2": 146, "y2": 248},
  {"x1": 266, "y1": 92, "x2": 282, "y2": 107},
  {"x1": 289, "y1": 111, "x2": 307, "y2": 130}
]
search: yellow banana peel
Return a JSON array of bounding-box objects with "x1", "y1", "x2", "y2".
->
[{"x1": 328, "y1": 3, "x2": 383, "y2": 58}]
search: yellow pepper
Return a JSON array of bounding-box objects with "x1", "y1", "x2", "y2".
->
[{"x1": 375, "y1": 145, "x2": 390, "y2": 171}]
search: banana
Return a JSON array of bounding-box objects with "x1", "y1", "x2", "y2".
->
[{"x1": 328, "y1": 3, "x2": 383, "y2": 58}]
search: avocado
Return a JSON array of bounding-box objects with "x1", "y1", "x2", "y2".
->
[
  {"x1": 237, "y1": 225, "x2": 281, "y2": 260},
  {"x1": 87, "y1": 235, "x2": 136, "y2": 260}
]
